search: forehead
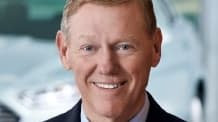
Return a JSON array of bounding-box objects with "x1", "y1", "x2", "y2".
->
[{"x1": 67, "y1": 1, "x2": 149, "y2": 40}]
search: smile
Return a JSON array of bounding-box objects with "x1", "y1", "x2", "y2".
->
[{"x1": 92, "y1": 82, "x2": 126, "y2": 89}]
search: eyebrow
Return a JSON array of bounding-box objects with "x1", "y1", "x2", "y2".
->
[{"x1": 76, "y1": 34, "x2": 142, "y2": 46}]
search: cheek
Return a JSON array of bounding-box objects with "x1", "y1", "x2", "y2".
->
[
  {"x1": 71, "y1": 60, "x2": 90, "y2": 82},
  {"x1": 130, "y1": 65, "x2": 151, "y2": 89},
  {"x1": 123, "y1": 53, "x2": 152, "y2": 75},
  {"x1": 72, "y1": 60, "x2": 92, "y2": 98},
  {"x1": 68, "y1": 55, "x2": 96, "y2": 86},
  {"x1": 122, "y1": 54, "x2": 152, "y2": 87}
]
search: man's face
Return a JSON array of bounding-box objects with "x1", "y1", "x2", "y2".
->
[{"x1": 57, "y1": 1, "x2": 162, "y2": 121}]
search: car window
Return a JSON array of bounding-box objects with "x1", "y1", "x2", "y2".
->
[
  {"x1": 27, "y1": 0, "x2": 64, "y2": 20},
  {"x1": 0, "y1": 0, "x2": 176, "y2": 40},
  {"x1": 0, "y1": 0, "x2": 65, "y2": 40}
]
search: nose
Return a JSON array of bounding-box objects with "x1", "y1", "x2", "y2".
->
[{"x1": 97, "y1": 48, "x2": 119, "y2": 75}]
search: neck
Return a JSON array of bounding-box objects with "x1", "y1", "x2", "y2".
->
[{"x1": 82, "y1": 94, "x2": 146, "y2": 122}]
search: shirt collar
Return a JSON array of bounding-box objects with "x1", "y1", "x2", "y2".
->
[
  {"x1": 81, "y1": 104, "x2": 89, "y2": 122},
  {"x1": 81, "y1": 92, "x2": 150, "y2": 122},
  {"x1": 130, "y1": 92, "x2": 150, "y2": 122}
]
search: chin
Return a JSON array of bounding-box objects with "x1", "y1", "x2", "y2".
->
[{"x1": 94, "y1": 101, "x2": 125, "y2": 118}]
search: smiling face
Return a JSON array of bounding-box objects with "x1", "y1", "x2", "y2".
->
[{"x1": 57, "y1": 0, "x2": 162, "y2": 121}]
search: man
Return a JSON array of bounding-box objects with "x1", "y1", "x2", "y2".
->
[{"x1": 46, "y1": 0, "x2": 186, "y2": 121}]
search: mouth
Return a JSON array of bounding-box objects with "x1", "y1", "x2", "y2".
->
[{"x1": 92, "y1": 81, "x2": 127, "y2": 89}]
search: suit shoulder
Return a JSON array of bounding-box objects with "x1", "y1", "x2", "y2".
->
[
  {"x1": 147, "y1": 92, "x2": 187, "y2": 122},
  {"x1": 44, "y1": 111, "x2": 70, "y2": 122},
  {"x1": 44, "y1": 100, "x2": 82, "y2": 122},
  {"x1": 163, "y1": 112, "x2": 187, "y2": 122}
]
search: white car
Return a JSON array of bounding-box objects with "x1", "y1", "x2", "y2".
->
[
  {"x1": 0, "y1": 0, "x2": 204, "y2": 122},
  {"x1": 0, "y1": 36, "x2": 80, "y2": 122},
  {"x1": 148, "y1": 0, "x2": 204, "y2": 121}
]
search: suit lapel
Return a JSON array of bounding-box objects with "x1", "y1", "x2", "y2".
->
[
  {"x1": 146, "y1": 92, "x2": 166, "y2": 122},
  {"x1": 65, "y1": 100, "x2": 82, "y2": 122}
]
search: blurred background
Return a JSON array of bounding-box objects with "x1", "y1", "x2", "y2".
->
[{"x1": 0, "y1": 0, "x2": 217, "y2": 122}]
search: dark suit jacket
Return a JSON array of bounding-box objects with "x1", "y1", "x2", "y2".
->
[{"x1": 45, "y1": 92, "x2": 186, "y2": 122}]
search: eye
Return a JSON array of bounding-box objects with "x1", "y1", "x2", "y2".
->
[
  {"x1": 83, "y1": 45, "x2": 94, "y2": 51},
  {"x1": 118, "y1": 44, "x2": 132, "y2": 50},
  {"x1": 116, "y1": 43, "x2": 134, "y2": 50},
  {"x1": 79, "y1": 45, "x2": 97, "y2": 55},
  {"x1": 115, "y1": 43, "x2": 135, "y2": 55}
]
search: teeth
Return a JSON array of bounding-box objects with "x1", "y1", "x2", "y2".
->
[{"x1": 94, "y1": 82, "x2": 121, "y2": 89}]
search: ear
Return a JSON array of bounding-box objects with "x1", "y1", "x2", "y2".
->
[
  {"x1": 56, "y1": 31, "x2": 71, "y2": 70},
  {"x1": 151, "y1": 28, "x2": 162, "y2": 67}
]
